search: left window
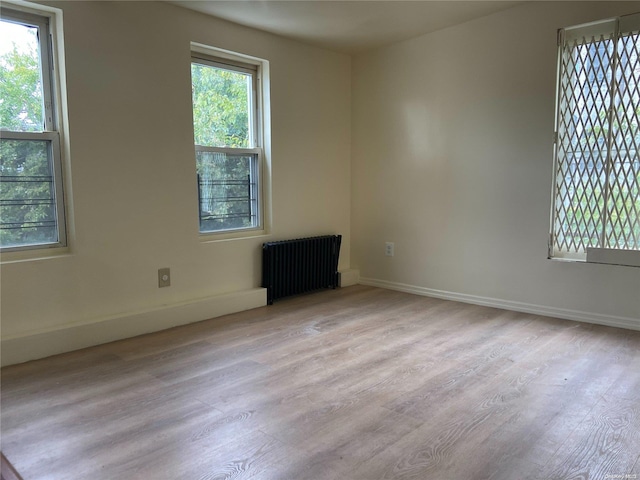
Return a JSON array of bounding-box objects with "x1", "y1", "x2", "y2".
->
[{"x1": 0, "y1": 7, "x2": 66, "y2": 251}]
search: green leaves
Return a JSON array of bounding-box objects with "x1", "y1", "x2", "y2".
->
[
  {"x1": 0, "y1": 139, "x2": 57, "y2": 247},
  {"x1": 191, "y1": 63, "x2": 251, "y2": 148},
  {"x1": 0, "y1": 23, "x2": 43, "y2": 132}
]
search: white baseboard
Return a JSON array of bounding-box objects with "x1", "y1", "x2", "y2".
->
[
  {"x1": 339, "y1": 269, "x2": 360, "y2": 287},
  {"x1": 359, "y1": 277, "x2": 640, "y2": 332},
  {"x1": 1, "y1": 288, "x2": 267, "y2": 367}
]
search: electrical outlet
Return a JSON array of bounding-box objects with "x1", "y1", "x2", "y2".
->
[
  {"x1": 158, "y1": 268, "x2": 171, "y2": 288},
  {"x1": 385, "y1": 242, "x2": 394, "y2": 257}
]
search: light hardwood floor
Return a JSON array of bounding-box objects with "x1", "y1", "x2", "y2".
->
[{"x1": 1, "y1": 285, "x2": 639, "y2": 479}]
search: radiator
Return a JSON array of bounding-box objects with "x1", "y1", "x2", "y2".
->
[{"x1": 262, "y1": 235, "x2": 342, "y2": 304}]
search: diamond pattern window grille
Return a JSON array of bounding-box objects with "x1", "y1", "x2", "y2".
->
[{"x1": 551, "y1": 14, "x2": 640, "y2": 257}]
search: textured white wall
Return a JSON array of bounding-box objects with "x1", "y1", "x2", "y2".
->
[
  {"x1": 352, "y1": 2, "x2": 640, "y2": 323},
  {"x1": 0, "y1": 1, "x2": 351, "y2": 347}
]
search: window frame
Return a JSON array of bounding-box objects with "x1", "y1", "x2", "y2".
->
[
  {"x1": 190, "y1": 47, "x2": 267, "y2": 238},
  {"x1": 0, "y1": 5, "x2": 67, "y2": 253},
  {"x1": 550, "y1": 12, "x2": 640, "y2": 267}
]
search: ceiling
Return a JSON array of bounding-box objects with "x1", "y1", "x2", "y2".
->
[{"x1": 171, "y1": 1, "x2": 525, "y2": 54}]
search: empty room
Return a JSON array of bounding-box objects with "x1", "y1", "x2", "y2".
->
[{"x1": 1, "y1": 0, "x2": 639, "y2": 479}]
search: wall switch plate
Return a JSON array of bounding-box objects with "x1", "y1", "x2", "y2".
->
[
  {"x1": 158, "y1": 268, "x2": 171, "y2": 288},
  {"x1": 385, "y1": 242, "x2": 394, "y2": 257}
]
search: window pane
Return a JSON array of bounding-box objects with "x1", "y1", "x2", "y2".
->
[
  {"x1": 0, "y1": 19, "x2": 44, "y2": 132},
  {"x1": 191, "y1": 62, "x2": 252, "y2": 148},
  {"x1": 606, "y1": 31, "x2": 640, "y2": 250},
  {"x1": 554, "y1": 37, "x2": 615, "y2": 254},
  {"x1": 0, "y1": 139, "x2": 58, "y2": 247},
  {"x1": 196, "y1": 151, "x2": 258, "y2": 232}
]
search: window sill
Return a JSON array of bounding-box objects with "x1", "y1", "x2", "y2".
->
[
  {"x1": 0, "y1": 245, "x2": 72, "y2": 264},
  {"x1": 199, "y1": 228, "x2": 271, "y2": 244},
  {"x1": 549, "y1": 249, "x2": 640, "y2": 268},
  {"x1": 586, "y1": 248, "x2": 640, "y2": 268}
]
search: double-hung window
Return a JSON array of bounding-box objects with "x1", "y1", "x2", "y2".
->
[
  {"x1": 191, "y1": 49, "x2": 263, "y2": 235},
  {"x1": 0, "y1": 6, "x2": 66, "y2": 251},
  {"x1": 551, "y1": 13, "x2": 640, "y2": 266}
]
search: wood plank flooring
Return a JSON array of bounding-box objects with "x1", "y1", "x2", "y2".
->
[{"x1": 1, "y1": 285, "x2": 639, "y2": 479}]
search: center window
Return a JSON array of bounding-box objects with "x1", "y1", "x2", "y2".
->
[{"x1": 191, "y1": 52, "x2": 262, "y2": 234}]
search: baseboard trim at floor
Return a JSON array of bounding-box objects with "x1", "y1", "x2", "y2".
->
[
  {"x1": 359, "y1": 277, "x2": 640, "y2": 332},
  {"x1": 338, "y1": 269, "x2": 360, "y2": 287},
  {"x1": 1, "y1": 288, "x2": 267, "y2": 367}
]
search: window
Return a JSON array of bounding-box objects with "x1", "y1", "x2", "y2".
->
[
  {"x1": 551, "y1": 13, "x2": 640, "y2": 265},
  {"x1": 0, "y1": 7, "x2": 66, "y2": 251},
  {"x1": 191, "y1": 49, "x2": 263, "y2": 235}
]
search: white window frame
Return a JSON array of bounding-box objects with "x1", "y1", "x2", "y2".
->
[
  {"x1": 190, "y1": 45, "x2": 268, "y2": 239},
  {"x1": 0, "y1": 5, "x2": 67, "y2": 252},
  {"x1": 550, "y1": 12, "x2": 640, "y2": 267}
]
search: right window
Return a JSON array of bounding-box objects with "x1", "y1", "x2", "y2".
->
[{"x1": 551, "y1": 13, "x2": 640, "y2": 265}]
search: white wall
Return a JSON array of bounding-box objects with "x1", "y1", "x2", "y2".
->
[
  {"x1": 0, "y1": 1, "x2": 352, "y2": 364},
  {"x1": 352, "y1": 2, "x2": 640, "y2": 326}
]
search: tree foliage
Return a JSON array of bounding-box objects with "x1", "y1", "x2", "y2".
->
[
  {"x1": 0, "y1": 140, "x2": 56, "y2": 247},
  {"x1": 0, "y1": 27, "x2": 43, "y2": 131},
  {"x1": 191, "y1": 63, "x2": 250, "y2": 148}
]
